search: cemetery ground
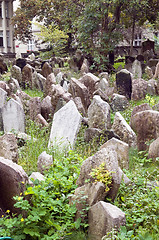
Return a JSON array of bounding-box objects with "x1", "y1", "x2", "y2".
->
[{"x1": 0, "y1": 67, "x2": 159, "y2": 240}]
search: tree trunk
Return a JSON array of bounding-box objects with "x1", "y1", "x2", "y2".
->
[{"x1": 130, "y1": 17, "x2": 135, "y2": 56}]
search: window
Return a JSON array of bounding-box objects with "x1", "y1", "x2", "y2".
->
[
  {"x1": 0, "y1": 31, "x2": 3, "y2": 47},
  {"x1": 5, "y1": 2, "x2": 9, "y2": 18},
  {"x1": 0, "y1": 2, "x2": 2, "y2": 18},
  {"x1": 28, "y1": 39, "x2": 35, "y2": 51},
  {"x1": 133, "y1": 33, "x2": 142, "y2": 47},
  {"x1": 7, "y1": 30, "x2": 10, "y2": 47}
]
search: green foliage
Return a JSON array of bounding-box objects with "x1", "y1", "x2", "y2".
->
[
  {"x1": 0, "y1": 151, "x2": 86, "y2": 240},
  {"x1": 23, "y1": 88, "x2": 43, "y2": 98},
  {"x1": 18, "y1": 119, "x2": 50, "y2": 174},
  {"x1": 36, "y1": 23, "x2": 68, "y2": 57},
  {"x1": 90, "y1": 163, "x2": 112, "y2": 192}
]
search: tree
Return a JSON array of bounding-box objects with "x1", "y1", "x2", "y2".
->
[{"x1": 77, "y1": 0, "x2": 124, "y2": 70}]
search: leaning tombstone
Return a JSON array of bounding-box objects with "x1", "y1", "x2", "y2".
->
[
  {"x1": 2, "y1": 98, "x2": 25, "y2": 133},
  {"x1": 0, "y1": 87, "x2": 7, "y2": 131},
  {"x1": 48, "y1": 100, "x2": 82, "y2": 151}
]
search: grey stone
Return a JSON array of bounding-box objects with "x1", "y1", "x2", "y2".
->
[
  {"x1": 29, "y1": 172, "x2": 45, "y2": 182},
  {"x1": 48, "y1": 100, "x2": 82, "y2": 151},
  {"x1": 154, "y1": 61, "x2": 159, "y2": 79},
  {"x1": 42, "y1": 62, "x2": 52, "y2": 78},
  {"x1": 0, "y1": 88, "x2": 7, "y2": 131},
  {"x1": 2, "y1": 98, "x2": 25, "y2": 133},
  {"x1": 110, "y1": 93, "x2": 129, "y2": 112},
  {"x1": 88, "y1": 201, "x2": 126, "y2": 240},
  {"x1": 79, "y1": 73, "x2": 100, "y2": 100},
  {"x1": 0, "y1": 157, "x2": 28, "y2": 213},
  {"x1": 37, "y1": 151, "x2": 53, "y2": 173},
  {"x1": 32, "y1": 71, "x2": 46, "y2": 91},
  {"x1": 100, "y1": 137, "x2": 129, "y2": 170},
  {"x1": 29, "y1": 97, "x2": 41, "y2": 121},
  {"x1": 112, "y1": 112, "x2": 137, "y2": 147},
  {"x1": 88, "y1": 95, "x2": 111, "y2": 130},
  {"x1": 97, "y1": 78, "x2": 109, "y2": 92},
  {"x1": 44, "y1": 73, "x2": 56, "y2": 97},
  {"x1": 35, "y1": 113, "x2": 48, "y2": 127},
  {"x1": 145, "y1": 66, "x2": 153, "y2": 79},
  {"x1": 11, "y1": 65, "x2": 22, "y2": 85},
  {"x1": 131, "y1": 110, "x2": 159, "y2": 151},
  {"x1": 41, "y1": 96, "x2": 54, "y2": 121},
  {"x1": 69, "y1": 78, "x2": 90, "y2": 112},
  {"x1": 132, "y1": 59, "x2": 142, "y2": 79},
  {"x1": 22, "y1": 64, "x2": 33, "y2": 89},
  {"x1": 0, "y1": 133, "x2": 18, "y2": 163},
  {"x1": 74, "y1": 96, "x2": 86, "y2": 117},
  {"x1": 77, "y1": 147, "x2": 121, "y2": 201},
  {"x1": 148, "y1": 137, "x2": 159, "y2": 161},
  {"x1": 131, "y1": 78, "x2": 148, "y2": 100},
  {"x1": 72, "y1": 182, "x2": 106, "y2": 220}
]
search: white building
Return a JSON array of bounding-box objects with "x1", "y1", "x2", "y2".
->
[{"x1": 0, "y1": 0, "x2": 15, "y2": 53}]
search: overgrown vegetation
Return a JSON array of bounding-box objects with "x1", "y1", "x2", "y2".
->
[{"x1": 0, "y1": 65, "x2": 159, "y2": 239}]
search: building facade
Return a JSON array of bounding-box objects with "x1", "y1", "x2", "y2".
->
[{"x1": 0, "y1": 0, "x2": 15, "y2": 53}]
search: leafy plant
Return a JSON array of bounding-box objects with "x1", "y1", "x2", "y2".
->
[
  {"x1": 0, "y1": 151, "x2": 87, "y2": 240},
  {"x1": 90, "y1": 163, "x2": 112, "y2": 193}
]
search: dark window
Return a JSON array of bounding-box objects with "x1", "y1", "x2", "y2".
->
[{"x1": 0, "y1": 31, "x2": 3, "y2": 46}]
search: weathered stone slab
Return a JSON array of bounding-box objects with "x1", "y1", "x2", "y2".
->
[
  {"x1": 0, "y1": 88, "x2": 7, "y2": 131},
  {"x1": 110, "y1": 93, "x2": 129, "y2": 112},
  {"x1": 116, "y1": 69, "x2": 132, "y2": 99},
  {"x1": 2, "y1": 98, "x2": 25, "y2": 133},
  {"x1": 0, "y1": 133, "x2": 18, "y2": 163},
  {"x1": 100, "y1": 137, "x2": 129, "y2": 170},
  {"x1": 76, "y1": 147, "x2": 121, "y2": 201},
  {"x1": 37, "y1": 151, "x2": 53, "y2": 173},
  {"x1": 48, "y1": 100, "x2": 82, "y2": 150},
  {"x1": 131, "y1": 110, "x2": 159, "y2": 151},
  {"x1": 132, "y1": 59, "x2": 142, "y2": 79},
  {"x1": 112, "y1": 112, "x2": 137, "y2": 147},
  {"x1": 88, "y1": 95, "x2": 111, "y2": 130},
  {"x1": 148, "y1": 137, "x2": 159, "y2": 161},
  {"x1": 88, "y1": 201, "x2": 126, "y2": 240},
  {"x1": 0, "y1": 157, "x2": 28, "y2": 213}
]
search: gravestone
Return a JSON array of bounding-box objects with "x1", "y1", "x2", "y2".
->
[
  {"x1": 0, "y1": 88, "x2": 7, "y2": 131},
  {"x1": 88, "y1": 201, "x2": 126, "y2": 240},
  {"x1": 132, "y1": 59, "x2": 142, "y2": 79},
  {"x1": 0, "y1": 157, "x2": 28, "y2": 213},
  {"x1": 48, "y1": 100, "x2": 82, "y2": 151},
  {"x1": 2, "y1": 98, "x2": 25, "y2": 133},
  {"x1": 116, "y1": 69, "x2": 132, "y2": 99}
]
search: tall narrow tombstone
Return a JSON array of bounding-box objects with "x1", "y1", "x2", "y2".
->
[
  {"x1": 2, "y1": 98, "x2": 25, "y2": 133},
  {"x1": 116, "y1": 69, "x2": 132, "y2": 99},
  {"x1": 48, "y1": 100, "x2": 82, "y2": 151},
  {"x1": 132, "y1": 59, "x2": 142, "y2": 79},
  {"x1": 0, "y1": 88, "x2": 7, "y2": 131}
]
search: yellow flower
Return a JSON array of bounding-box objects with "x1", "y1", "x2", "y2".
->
[
  {"x1": 25, "y1": 191, "x2": 29, "y2": 195},
  {"x1": 21, "y1": 181, "x2": 25, "y2": 184},
  {"x1": 18, "y1": 197, "x2": 22, "y2": 201},
  {"x1": 2, "y1": 215, "x2": 4, "y2": 218},
  {"x1": 20, "y1": 192, "x2": 22, "y2": 196},
  {"x1": 21, "y1": 218, "x2": 24, "y2": 222},
  {"x1": 6, "y1": 210, "x2": 10, "y2": 214}
]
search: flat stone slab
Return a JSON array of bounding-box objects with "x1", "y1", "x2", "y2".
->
[
  {"x1": 2, "y1": 98, "x2": 25, "y2": 133},
  {"x1": 48, "y1": 100, "x2": 82, "y2": 151}
]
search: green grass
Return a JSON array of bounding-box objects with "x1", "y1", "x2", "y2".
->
[{"x1": 23, "y1": 88, "x2": 44, "y2": 98}]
